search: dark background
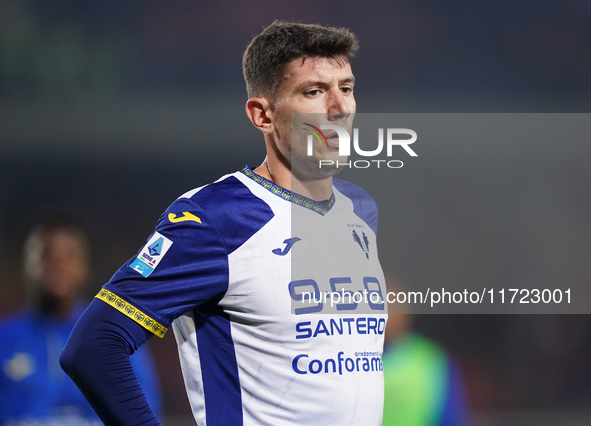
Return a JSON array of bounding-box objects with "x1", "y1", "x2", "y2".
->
[{"x1": 1, "y1": 0, "x2": 590, "y2": 424}]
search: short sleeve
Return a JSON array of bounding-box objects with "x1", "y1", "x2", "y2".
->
[
  {"x1": 98, "y1": 175, "x2": 275, "y2": 338},
  {"x1": 101, "y1": 197, "x2": 229, "y2": 337}
]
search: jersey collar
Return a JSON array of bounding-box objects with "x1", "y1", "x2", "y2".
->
[{"x1": 241, "y1": 165, "x2": 335, "y2": 216}]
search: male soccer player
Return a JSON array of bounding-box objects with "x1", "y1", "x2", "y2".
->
[
  {"x1": 0, "y1": 216, "x2": 161, "y2": 425},
  {"x1": 61, "y1": 21, "x2": 387, "y2": 425}
]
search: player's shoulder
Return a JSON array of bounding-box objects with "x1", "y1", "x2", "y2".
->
[
  {"x1": 157, "y1": 169, "x2": 275, "y2": 253},
  {"x1": 177, "y1": 170, "x2": 249, "y2": 201},
  {"x1": 168, "y1": 170, "x2": 274, "y2": 220},
  {"x1": 333, "y1": 178, "x2": 379, "y2": 234},
  {"x1": 333, "y1": 178, "x2": 378, "y2": 206}
]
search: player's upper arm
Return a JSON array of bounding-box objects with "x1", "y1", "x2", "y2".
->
[
  {"x1": 98, "y1": 176, "x2": 275, "y2": 338},
  {"x1": 100, "y1": 197, "x2": 229, "y2": 338}
]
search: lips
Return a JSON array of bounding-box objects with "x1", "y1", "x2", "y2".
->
[
  {"x1": 324, "y1": 131, "x2": 340, "y2": 148},
  {"x1": 326, "y1": 137, "x2": 339, "y2": 148}
]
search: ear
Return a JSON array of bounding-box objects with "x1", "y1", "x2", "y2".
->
[{"x1": 245, "y1": 97, "x2": 274, "y2": 134}]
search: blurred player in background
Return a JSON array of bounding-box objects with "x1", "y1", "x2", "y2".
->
[
  {"x1": 0, "y1": 216, "x2": 162, "y2": 425},
  {"x1": 60, "y1": 21, "x2": 387, "y2": 425},
  {"x1": 383, "y1": 275, "x2": 469, "y2": 426}
]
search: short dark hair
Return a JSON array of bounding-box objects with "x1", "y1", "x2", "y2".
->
[{"x1": 243, "y1": 20, "x2": 359, "y2": 99}]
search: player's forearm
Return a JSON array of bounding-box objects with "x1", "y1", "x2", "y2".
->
[{"x1": 60, "y1": 298, "x2": 162, "y2": 426}]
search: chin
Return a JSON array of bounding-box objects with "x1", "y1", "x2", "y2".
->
[{"x1": 291, "y1": 153, "x2": 348, "y2": 181}]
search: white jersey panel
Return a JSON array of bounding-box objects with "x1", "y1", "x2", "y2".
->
[{"x1": 219, "y1": 172, "x2": 386, "y2": 425}]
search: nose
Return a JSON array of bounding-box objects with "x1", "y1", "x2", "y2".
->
[{"x1": 327, "y1": 89, "x2": 352, "y2": 122}]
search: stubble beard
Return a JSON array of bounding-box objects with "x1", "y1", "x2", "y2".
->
[
  {"x1": 290, "y1": 148, "x2": 346, "y2": 181},
  {"x1": 278, "y1": 126, "x2": 346, "y2": 181},
  {"x1": 274, "y1": 114, "x2": 347, "y2": 181}
]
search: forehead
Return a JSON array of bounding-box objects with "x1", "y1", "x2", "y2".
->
[
  {"x1": 45, "y1": 230, "x2": 84, "y2": 246},
  {"x1": 30, "y1": 228, "x2": 87, "y2": 254},
  {"x1": 280, "y1": 56, "x2": 353, "y2": 88}
]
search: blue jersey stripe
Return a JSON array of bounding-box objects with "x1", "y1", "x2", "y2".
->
[
  {"x1": 193, "y1": 306, "x2": 243, "y2": 425},
  {"x1": 333, "y1": 178, "x2": 379, "y2": 236},
  {"x1": 189, "y1": 174, "x2": 276, "y2": 255}
]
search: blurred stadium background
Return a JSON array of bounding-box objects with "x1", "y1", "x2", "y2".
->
[{"x1": 1, "y1": 0, "x2": 590, "y2": 424}]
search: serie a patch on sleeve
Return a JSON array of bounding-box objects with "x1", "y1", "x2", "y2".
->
[{"x1": 129, "y1": 232, "x2": 173, "y2": 277}]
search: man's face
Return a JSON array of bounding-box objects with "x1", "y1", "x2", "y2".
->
[
  {"x1": 25, "y1": 229, "x2": 89, "y2": 308},
  {"x1": 269, "y1": 56, "x2": 356, "y2": 180}
]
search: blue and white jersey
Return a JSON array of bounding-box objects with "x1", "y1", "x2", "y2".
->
[{"x1": 100, "y1": 166, "x2": 387, "y2": 426}]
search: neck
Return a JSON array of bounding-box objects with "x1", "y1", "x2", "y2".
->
[
  {"x1": 252, "y1": 158, "x2": 333, "y2": 201},
  {"x1": 291, "y1": 176, "x2": 333, "y2": 201},
  {"x1": 253, "y1": 135, "x2": 333, "y2": 201}
]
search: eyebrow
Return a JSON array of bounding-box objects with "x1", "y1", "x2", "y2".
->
[{"x1": 294, "y1": 76, "x2": 356, "y2": 92}]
